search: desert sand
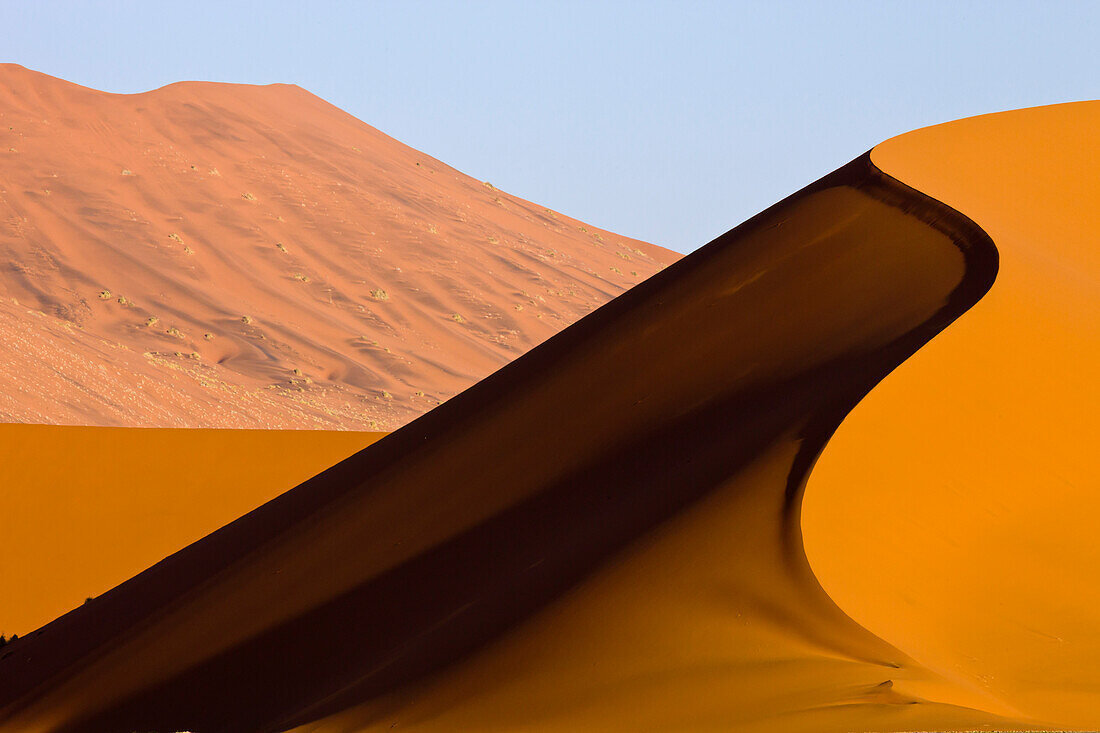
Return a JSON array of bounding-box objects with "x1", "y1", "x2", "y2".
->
[
  {"x1": 1, "y1": 94, "x2": 1095, "y2": 731},
  {"x1": 0, "y1": 63, "x2": 675, "y2": 651},
  {"x1": 804, "y1": 101, "x2": 1100, "y2": 729},
  {"x1": 0, "y1": 424, "x2": 380, "y2": 638},
  {"x1": 0, "y1": 64, "x2": 676, "y2": 430}
]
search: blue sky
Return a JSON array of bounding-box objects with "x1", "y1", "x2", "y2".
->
[{"x1": 5, "y1": 1, "x2": 1097, "y2": 252}]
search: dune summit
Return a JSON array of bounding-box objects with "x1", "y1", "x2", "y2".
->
[{"x1": 0, "y1": 64, "x2": 676, "y2": 430}]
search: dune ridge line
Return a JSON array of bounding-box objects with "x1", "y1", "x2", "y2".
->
[{"x1": 0, "y1": 148, "x2": 1024, "y2": 731}]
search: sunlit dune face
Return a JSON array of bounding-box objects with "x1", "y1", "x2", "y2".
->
[
  {"x1": 0, "y1": 64, "x2": 677, "y2": 431},
  {"x1": 0, "y1": 424, "x2": 380, "y2": 635},
  {"x1": 804, "y1": 101, "x2": 1100, "y2": 729}
]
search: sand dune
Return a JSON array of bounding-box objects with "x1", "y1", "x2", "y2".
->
[
  {"x1": 0, "y1": 64, "x2": 676, "y2": 430},
  {"x1": 804, "y1": 101, "x2": 1100, "y2": 729},
  {"x1": 0, "y1": 143, "x2": 1033, "y2": 732}
]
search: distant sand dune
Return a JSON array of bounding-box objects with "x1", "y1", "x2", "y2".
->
[{"x1": 0, "y1": 63, "x2": 677, "y2": 431}]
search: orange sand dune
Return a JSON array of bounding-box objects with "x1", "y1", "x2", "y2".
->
[
  {"x1": 0, "y1": 424, "x2": 380, "y2": 637},
  {"x1": 0, "y1": 64, "x2": 677, "y2": 430},
  {"x1": 0, "y1": 145, "x2": 1036, "y2": 731},
  {"x1": 804, "y1": 101, "x2": 1100, "y2": 729}
]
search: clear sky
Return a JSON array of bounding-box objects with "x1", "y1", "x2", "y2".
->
[{"x1": 5, "y1": 1, "x2": 1097, "y2": 252}]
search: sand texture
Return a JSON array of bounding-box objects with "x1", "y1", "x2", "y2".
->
[{"x1": 0, "y1": 64, "x2": 676, "y2": 431}]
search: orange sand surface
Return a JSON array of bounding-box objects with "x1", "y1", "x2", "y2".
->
[
  {"x1": 0, "y1": 64, "x2": 676, "y2": 430},
  {"x1": 803, "y1": 101, "x2": 1100, "y2": 729},
  {"x1": 0, "y1": 149, "x2": 1035, "y2": 731},
  {"x1": 0, "y1": 424, "x2": 380, "y2": 637}
]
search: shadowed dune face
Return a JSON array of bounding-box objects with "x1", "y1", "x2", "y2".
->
[
  {"x1": 804, "y1": 101, "x2": 1100, "y2": 729},
  {"x1": 0, "y1": 425, "x2": 381, "y2": 637},
  {"x1": 0, "y1": 64, "x2": 676, "y2": 430},
  {"x1": 0, "y1": 153, "x2": 1026, "y2": 732}
]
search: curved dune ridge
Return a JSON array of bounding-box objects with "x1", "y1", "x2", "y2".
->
[
  {"x1": 0, "y1": 144, "x2": 1025, "y2": 732},
  {"x1": 0, "y1": 64, "x2": 677, "y2": 430},
  {"x1": 803, "y1": 101, "x2": 1100, "y2": 729}
]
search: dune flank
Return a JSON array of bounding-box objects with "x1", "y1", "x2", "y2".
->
[
  {"x1": 0, "y1": 425, "x2": 380, "y2": 638},
  {"x1": 0, "y1": 142, "x2": 1037, "y2": 731},
  {"x1": 804, "y1": 101, "x2": 1100, "y2": 729},
  {"x1": 0, "y1": 64, "x2": 676, "y2": 430}
]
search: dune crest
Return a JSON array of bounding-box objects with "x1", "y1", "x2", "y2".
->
[
  {"x1": 0, "y1": 63, "x2": 676, "y2": 430},
  {"x1": 0, "y1": 148, "x2": 1034, "y2": 731}
]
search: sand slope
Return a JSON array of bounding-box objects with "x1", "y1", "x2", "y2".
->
[
  {"x1": 804, "y1": 101, "x2": 1100, "y2": 729},
  {"x1": 0, "y1": 147, "x2": 1035, "y2": 731},
  {"x1": 0, "y1": 64, "x2": 676, "y2": 430},
  {"x1": 0, "y1": 425, "x2": 380, "y2": 638}
]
